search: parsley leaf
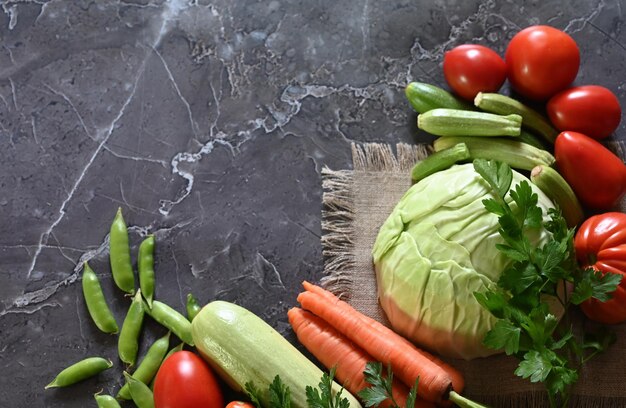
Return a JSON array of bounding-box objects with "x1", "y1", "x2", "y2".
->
[
  {"x1": 473, "y1": 159, "x2": 512, "y2": 199},
  {"x1": 359, "y1": 362, "x2": 418, "y2": 408},
  {"x1": 245, "y1": 381, "x2": 265, "y2": 408},
  {"x1": 269, "y1": 376, "x2": 291, "y2": 408},
  {"x1": 482, "y1": 319, "x2": 521, "y2": 355},
  {"x1": 570, "y1": 268, "x2": 622, "y2": 304},
  {"x1": 306, "y1": 367, "x2": 350, "y2": 408}
]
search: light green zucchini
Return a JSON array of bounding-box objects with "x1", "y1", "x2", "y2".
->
[{"x1": 191, "y1": 301, "x2": 362, "y2": 408}]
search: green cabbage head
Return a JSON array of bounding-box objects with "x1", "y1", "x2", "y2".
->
[{"x1": 372, "y1": 163, "x2": 555, "y2": 360}]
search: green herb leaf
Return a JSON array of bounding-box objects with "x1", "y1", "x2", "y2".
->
[
  {"x1": 509, "y1": 181, "x2": 542, "y2": 229},
  {"x1": 483, "y1": 319, "x2": 521, "y2": 355},
  {"x1": 359, "y1": 362, "x2": 412, "y2": 408},
  {"x1": 473, "y1": 159, "x2": 512, "y2": 199},
  {"x1": 306, "y1": 367, "x2": 349, "y2": 408},
  {"x1": 245, "y1": 381, "x2": 264, "y2": 408},
  {"x1": 515, "y1": 349, "x2": 553, "y2": 383},
  {"x1": 269, "y1": 375, "x2": 291, "y2": 408},
  {"x1": 570, "y1": 268, "x2": 622, "y2": 304}
]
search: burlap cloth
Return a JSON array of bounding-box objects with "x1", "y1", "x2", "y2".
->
[{"x1": 320, "y1": 142, "x2": 626, "y2": 407}]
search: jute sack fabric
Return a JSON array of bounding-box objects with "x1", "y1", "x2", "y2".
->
[{"x1": 320, "y1": 142, "x2": 626, "y2": 407}]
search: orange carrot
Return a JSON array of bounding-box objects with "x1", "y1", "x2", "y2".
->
[
  {"x1": 288, "y1": 307, "x2": 435, "y2": 408},
  {"x1": 302, "y1": 282, "x2": 465, "y2": 395},
  {"x1": 297, "y1": 290, "x2": 456, "y2": 405}
]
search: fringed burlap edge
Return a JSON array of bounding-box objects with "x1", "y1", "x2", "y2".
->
[
  {"x1": 320, "y1": 142, "x2": 430, "y2": 299},
  {"x1": 320, "y1": 167, "x2": 355, "y2": 299}
]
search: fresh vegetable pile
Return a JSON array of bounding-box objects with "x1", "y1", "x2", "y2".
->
[
  {"x1": 375, "y1": 24, "x2": 626, "y2": 407},
  {"x1": 44, "y1": 24, "x2": 626, "y2": 408}
]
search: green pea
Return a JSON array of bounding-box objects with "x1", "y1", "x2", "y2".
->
[
  {"x1": 117, "y1": 331, "x2": 170, "y2": 400},
  {"x1": 118, "y1": 290, "x2": 145, "y2": 366},
  {"x1": 82, "y1": 262, "x2": 118, "y2": 334},
  {"x1": 186, "y1": 293, "x2": 201, "y2": 321},
  {"x1": 94, "y1": 393, "x2": 122, "y2": 408},
  {"x1": 145, "y1": 300, "x2": 194, "y2": 346},
  {"x1": 109, "y1": 207, "x2": 135, "y2": 294},
  {"x1": 124, "y1": 372, "x2": 155, "y2": 408},
  {"x1": 45, "y1": 357, "x2": 112, "y2": 389},
  {"x1": 138, "y1": 235, "x2": 156, "y2": 308}
]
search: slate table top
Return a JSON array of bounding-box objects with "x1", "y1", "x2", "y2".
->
[{"x1": 1, "y1": 0, "x2": 624, "y2": 406}]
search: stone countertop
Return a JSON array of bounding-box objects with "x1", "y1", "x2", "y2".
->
[{"x1": 1, "y1": 0, "x2": 624, "y2": 406}]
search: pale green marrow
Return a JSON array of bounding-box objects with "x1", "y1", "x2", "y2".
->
[{"x1": 191, "y1": 301, "x2": 362, "y2": 408}]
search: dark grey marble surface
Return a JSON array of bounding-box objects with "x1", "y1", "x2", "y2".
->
[{"x1": 1, "y1": 0, "x2": 625, "y2": 406}]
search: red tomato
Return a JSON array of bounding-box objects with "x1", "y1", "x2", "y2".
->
[
  {"x1": 548, "y1": 85, "x2": 621, "y2": 140},
  {"x1": 574, "y1": 212, "x2": 626, "y2": 324},
  {"x1": 505, "y1": 25, "x2": 579, "y2": 100},
  {"x1": 225, "y1": 402, "x2": 256, "y2": 408},
  {"x1": 554, "y1": 131, "x2": 626, "y2": 210},
  {"x1": 154, "y1": 351, "x2": 224, "y2": 408},
  {"x1": 443, "y1": 44, "x2": 507, "y2": 100}
]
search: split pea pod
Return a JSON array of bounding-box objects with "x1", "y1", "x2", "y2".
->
[
  {"x1": 118, "y1": 290, "x2": 145, "y2": 366},
  {"x1": 145, "y1": 300, "x2": 194, "y2": 346},
  {"x1": 82, "y1": 262, "x2": 118, "y2": 334},
  {"x1": 45, "y1": 357, "x2": 112, "y2": 389},
  {"x1": 117, "y1": 332, "x2": 170, "y2": 400},
  {"x1": 138, "y1": 235, "x2": 155, "y2": 308},
  {"x1": 186, "y1": 293, "x2": 201, "y2": 321},
  {"x1": 109, "y1": 208, "x2": 135, "y2": 294},
  {"x1": 124, "y1": 372, "x2": 155, "y2": 408},
  {"x1": 94, "y1": 393, "x2": 122, "y2": 408}
]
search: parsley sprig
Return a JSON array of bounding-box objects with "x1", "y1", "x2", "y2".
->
[
  {"x1": 358, "y1": 362, "x2": 418, "y2": 408},
  {"x1": 472, "y1": 159, "x2": 622, "y2": 407},
  {"x1": 245, "y1": 368, "x2": 350, "y2": 408}
]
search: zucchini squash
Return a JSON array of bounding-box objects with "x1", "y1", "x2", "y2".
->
[{"x1": 191, "y1": 301, "x2": 362, "y2": 408}]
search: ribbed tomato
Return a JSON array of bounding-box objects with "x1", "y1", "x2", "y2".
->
[
  {"x1": 554, "y1": 131, "x2": 626, "y2": 210},
  {"x1": 575, "y1": 212, "x2": 626, "y2": 324},
  {"x1": 547, "y1": 85, "x2": 621, "y2": 140}
]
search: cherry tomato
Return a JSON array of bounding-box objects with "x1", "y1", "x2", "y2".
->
[
  {"x1": 154, "y1": 351, "x2": 224, "y2": 408},
  {"x1": 226, "y1": 402, "x2": 256, "y2": 408},
  {"x1": 554, "y1": 131, "x2": 626, "y2": 210},
  {"x1": 443, "y1": 44, "x2": 507, "y2": 100},
  {"x1": 574, "y1": 212, "x2": 626, "y2": 324},
  {"x1": 547, "y1": 85, "x2": 621, "y2": 140},
  {"x1": 505, "y1": 25, "x2": 579, "y2": 101}
]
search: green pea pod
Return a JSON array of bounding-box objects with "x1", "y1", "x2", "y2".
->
[
  {"x1": 82, "y1": 262, "x2": 119, "y2": 334},
  {"x1": 124, "y1": 372, "x2": 155, "y2": 408},
  {"x1": 145, "y1": 300, "x2": 194, "y2": 346},
  {"x1": 138, "y1": 235, "x2": 156, "y2": 308},
  {"x1": 149, "y1": 342, "x2": 184, "y2": 390},
  {"x1": 109, "y1": 207, "x2": 135, "y2": 294},
  {"x1": 94, "y1": 393, "x2": 122, "y2": 408},
  {"x1": 117, "y1": 332, "x2": 170, "y2": 400},
  {"x1": 186, "y1": 293, "x2": 201, "y2": 321},
  {"x1": 118, "y1": 290, "x2": 145, "y2": 366},
  {"x1": 45, "y1": 357, "x2": 112, "y2": 389}
]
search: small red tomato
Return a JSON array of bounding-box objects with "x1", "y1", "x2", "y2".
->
[
  {"x1": 154, "y1": 351, "x2": 224, "y2": 408},
  {"x1": 505, "y1": 25, "x2": 580, "y2": 100},
  {"x1": 226, "y1": 402, "x2": 256, "y2": 408},
  {"x1": 547, "y1": 85, "x2": 621, "y2": 140},
  {"x1": 575, "y1": 212, "x2": 626, "y2": 324},
  {"x1": 554, "y1": 131, "x2": 626, "y2": 210},
  {"x1": 443, "y1": 44, "x2": 507, "y2": 100}
]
